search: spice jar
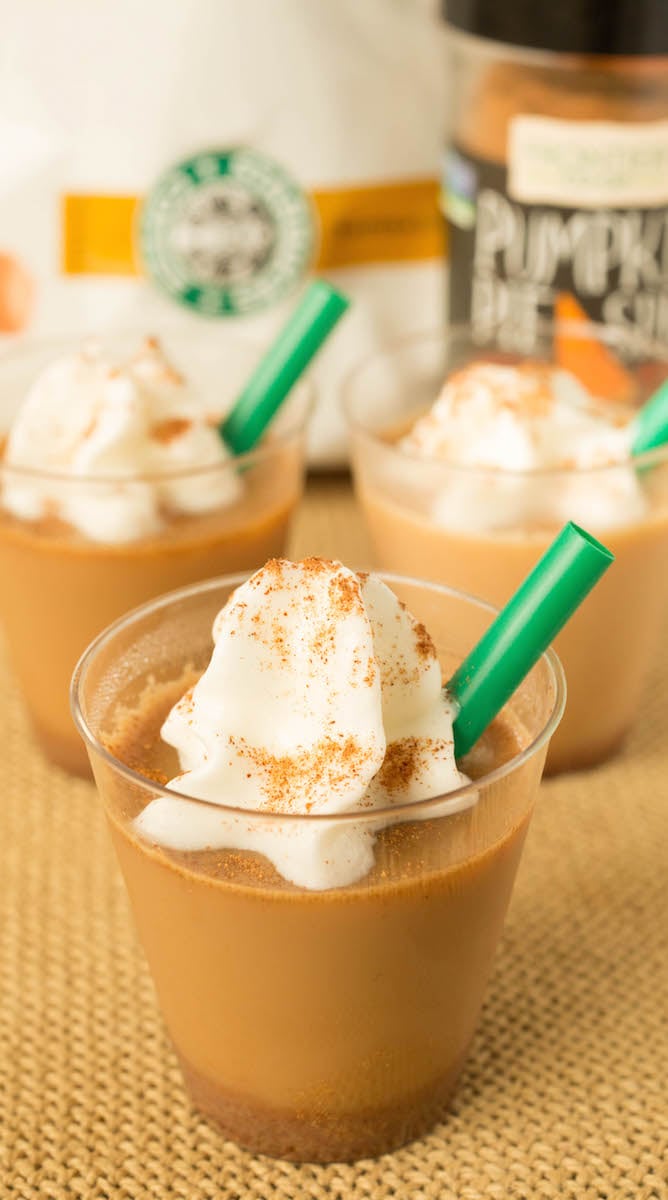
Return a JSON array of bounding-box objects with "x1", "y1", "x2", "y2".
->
[{"x1": 443, "y1": 1, "x2": 668, "y2": 354}]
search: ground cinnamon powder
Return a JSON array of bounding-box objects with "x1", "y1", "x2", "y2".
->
[{"x1": 151, "y1": 417, "x2": 193, "y2": 444}]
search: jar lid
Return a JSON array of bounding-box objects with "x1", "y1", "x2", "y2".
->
[{"x1": 444, "y1": 0, "x2": 668, "y2": 56}]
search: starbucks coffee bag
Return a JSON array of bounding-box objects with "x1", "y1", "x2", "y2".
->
[{"x1": 0, "y1": 0, "x2": 446, "y2": 463}]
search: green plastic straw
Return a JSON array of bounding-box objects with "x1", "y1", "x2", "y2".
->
[
  {"x1": 221, "y1": 280, "x2": 349, "y2": 455},
  {"x1": 631, "y1": 378, "x2": 668, "y2": 458},
  {"x1": 448, "y1": 522, "x2": 614, "y2": 759}
]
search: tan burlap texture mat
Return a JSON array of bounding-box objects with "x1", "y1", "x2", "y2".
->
[{"x1": 1, "y1": 477, "x2": 667, "y2": 1200}]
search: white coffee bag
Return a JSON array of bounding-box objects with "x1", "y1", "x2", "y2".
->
[{"x1": 0, "y1": 0, "x2": 447, "y2": 463}]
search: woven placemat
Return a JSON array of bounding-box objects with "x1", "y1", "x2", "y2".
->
[{"x1": 1, "y1": 476, "x2": 667, "y2": 1200}]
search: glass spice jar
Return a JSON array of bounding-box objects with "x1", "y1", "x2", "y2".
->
[{"x1": 443, "y1": 1, "x2": 668, "y2": 355}]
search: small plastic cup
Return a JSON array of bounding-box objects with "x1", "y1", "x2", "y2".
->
[
  {"x1": 71, "y1": 571, "x2": 564, "y2": 1163},
  {"x1": 0, "y1": 332, "x2": 311, "y2": 775},
  {"x1": 344, "y1": 323, "x2": 668, "y2": 773}
]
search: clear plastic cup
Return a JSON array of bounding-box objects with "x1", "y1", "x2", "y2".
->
[
  {"x1": 71, "y1": 571, "x2": 564, "y2": 1162},
  {"x1": 344, "y1": 324, "x2": 668, "y2": 773},
  {"x1": 0, "y1": 333, "x2": 311, "y2": 774}
]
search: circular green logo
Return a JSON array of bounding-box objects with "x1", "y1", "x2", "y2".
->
[{"x1": 139, "y1": 148, "x2": 316, "y2": 316}]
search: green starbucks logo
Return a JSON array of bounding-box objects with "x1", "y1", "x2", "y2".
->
[{"x1": 140, "y1": 148, "x2": 315, "y2": 316}]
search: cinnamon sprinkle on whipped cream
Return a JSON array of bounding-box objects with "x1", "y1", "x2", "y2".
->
[
  {"x1": 135, "y1": 558, "x2": 469, "y2": 890},
  {"x1": 397, "y1": 361, "x2": 645, "y2": 532},
  {"x1": 2, "y1": 336, "x2": 241, "y2": 543}
]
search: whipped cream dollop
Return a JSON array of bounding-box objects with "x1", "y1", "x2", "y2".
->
[
  {"x1": 3, "y1": 337, "x2": 242, "y2": 542},
  {"x1": 398, "y1": 362, "x2": 644, "y2": 532},
  {"x1": 135, "y1": 558, "x2": 471, "y2": 890}
]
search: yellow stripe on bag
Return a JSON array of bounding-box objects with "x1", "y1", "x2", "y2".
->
[
  {"x1": 62, "y1": 179, "x2": 444, "y2": 276},
  {"x1": 62, "y1": 194, "x2": 142, "y2": 275},
  {"x1": 314, "y1": 178, "x2": 444, "y2": 267}
]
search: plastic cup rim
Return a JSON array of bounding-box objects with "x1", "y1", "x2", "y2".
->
[{"x1": 70, "y1": 568, "x2": 567, "y2": 828}]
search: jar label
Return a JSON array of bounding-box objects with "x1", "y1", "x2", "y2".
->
[
  {"x1": 509, "y1": 116, "x2": 668, "y2": 209},
  {"x1": 444, "y1": 142, "x2": 668, "y2": 353}
]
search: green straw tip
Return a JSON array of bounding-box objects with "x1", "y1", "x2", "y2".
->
[
  {"x1": 307, "y1": 278, "x2": 350, "y2": 316},
  {"x1": 448, "y1": 520, "x2": 614, "y2": 759},
  {"x1": 220, "y1": 277, "x2": 351, "y2": 456},
  {"x1": 631, "y1": 377, "x2": 668, "y2": 458},
  {"x1": 565, "y1": 522, "x2": 615, "y2": 565}
]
